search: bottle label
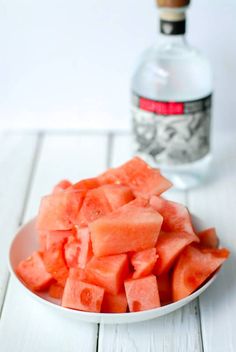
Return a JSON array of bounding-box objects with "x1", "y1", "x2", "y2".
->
[
  {"x1": 160, "y1": 19, "x2": 186, "y2": 35},
  {"x1": 132, "y1": 94, "x2": 212, "y2": 165}
]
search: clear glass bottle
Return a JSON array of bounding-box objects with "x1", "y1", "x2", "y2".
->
[{"x1": 131, "y1": 0, "x2": 212, "y2": 189}]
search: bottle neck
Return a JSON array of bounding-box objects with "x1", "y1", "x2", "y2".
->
[
  {"x1": 159, "y1": 8, "x2": 187, "y2": 38},
  {"x1": 159, "y1": 33, "x2": 187, "y2": 46}
]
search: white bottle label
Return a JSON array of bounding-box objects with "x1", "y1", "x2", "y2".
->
[{"x1": 132, "y1": 94, "x2": 212, "y2": 165}]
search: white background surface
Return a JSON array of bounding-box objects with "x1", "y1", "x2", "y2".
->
[{"x1": 1, "y1": 0, "x2": 236, "y2": 131}]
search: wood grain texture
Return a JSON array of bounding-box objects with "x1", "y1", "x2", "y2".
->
[
  {"x1": 0, "y1": 279, "x2": 97, "y2": 352},
  {"x1": 0, "y1": 133, "x2": 108, "y2": 352},
  {"x1": 0, "y1": 133, "x2": 38, "y2": 310},
  {"x1": 99, "y1": 303, "x2": 201, "y2": 352},
  {"x1": 189, "y1": 133, "x2": 236, "y2": 352},
  {"x1": 98, "y1": 134, "x2": 202, "y2": 352}
]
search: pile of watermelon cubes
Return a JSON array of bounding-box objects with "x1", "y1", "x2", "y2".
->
[{"x1": 16, "y1": 157, "x2": 230, "y2": 313}]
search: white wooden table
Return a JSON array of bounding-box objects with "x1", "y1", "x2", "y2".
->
[{"x1": 0, "y1": 130, "x2": 235, "y2": 352}]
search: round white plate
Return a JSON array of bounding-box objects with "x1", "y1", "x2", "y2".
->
[{"x1": 9, "y1": 217, "x2": 218, "y2": 324}]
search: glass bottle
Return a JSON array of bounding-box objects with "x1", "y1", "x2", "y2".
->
[{"x1": 131, "y1": 0, "x2": 213, "y2": 189}]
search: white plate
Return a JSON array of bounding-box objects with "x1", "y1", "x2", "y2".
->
[{"x1": 9, "y1": 217, "x2": 218, "y2": 324}]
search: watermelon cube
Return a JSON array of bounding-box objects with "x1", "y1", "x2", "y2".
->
[
  {"x1": 150, "y1": 196, "x2": 198, "y2": 239},
  {"x1": 62, "y1": 278, "x2": 104, "y2": 312},
  {"x1": 173, "y1": 245, "x2": 230, "y2": 302},
  {"x1": 101, "y1": 291, "x2": 128, "y2": 313},
  {"x1": 154, "y1": 230, "x2": 199, "y2": 276},
  {"x1": 85, "y1": 254, "x2": 129, "y2": 294},
  {"x1": 100, "y1": 184, "x2": 134, "y2": 210},
  {"x1": 197, "y1": 227, "x2": 219, "y2": 249},
  {"x1": 37, "y1": 190, "x2": 84, "y2": 231},
  {"x1": 16, "y1": 251, "x2": 53, "y2": 291},
  {"x1": 43, "y1": 243, "x2": 69, "y2": 286},
  {"x1": 125, "y1": 275, "x2": 160, "y2": 312},
  {"x1": 117, "y1": 157, "x2": 172, "y2": 197},
  {"x1": 76, "y1": 187, "x2": 112, "y2": 226},
  {"x1": 90, "y1": 202, "x2": 163, "y2": 257},
  {"x1": 131, "y1": 248, "x2": 158, "y2": 279}
]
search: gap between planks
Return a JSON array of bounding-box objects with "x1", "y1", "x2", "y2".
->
[
  {"x1": 96, "y1": 132, "x2": 114, "y2": 351},
  {"x1": 186, "y1": 189, "x2": 204, "y2": 352}
]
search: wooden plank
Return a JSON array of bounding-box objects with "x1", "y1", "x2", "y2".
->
[
  {"x1": 99, "y1": 303, "x2": 201, "y2": 352},
  {"x1": 0, "y1": 133, "x2": 108, "y2": 352},
  {"x1": 189, "y1": 133, "x2": 236, "y2": 352},
  {"x1": 98, "y1": 134, "x2": 202, "y2": 352},
  {"x1": 0, "y1": 132, "x2": 38, "y2": 311}
]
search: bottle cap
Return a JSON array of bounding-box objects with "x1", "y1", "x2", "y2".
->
[{"x1": 156, "y1": 0, "x2": 190, "y2": 8}]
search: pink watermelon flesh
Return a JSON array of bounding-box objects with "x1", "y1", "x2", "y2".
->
[
  {"x1": 173, "y1": 245, "x2": 230, "y2": 302},
  {"x1": 69, "y1": 267, "x2": 87, "y2": 282},
  {"x1": 64, "y1": 227, "x2": 93, "y2": 269},
  {"x1": 53, "y1": 180, "x2": 72, "y2": 194},
  {"x1": 16, "y1": 251, "x2": 53, "y2": 291},
  {"x1": 64, "y1": 235, "x2": 81, "y2": 268},
  {"x1": 98, "y1": 157, "x2": 172, "y2": 197},
  {"x1": 43, "y1": 242, "x2": 69, "y2": 286},
  {"x1": 76, "y1": 187, "x2": 112, "y2": 226},
  {"x1": 154, "y1": 230, "x2": 199, "y2": 275},
  {"x1": 117, "y1": 157, "x2": 172, "y2": 197},
  {"x1": 101, "y1": 291, "x2": 128, "y2": 313},
  {"x1": 85, "y1": 253, "x2": 129, "y2": 295},
  {"x1": 128, "y1": 197, "x2": 149, "y2": 208},
  {"x1": 45, "y1": 230, "x2": 73, "y2": 251},
  {"x1": 37, "y1": 190, "x2": 84, "y2": 231},
  {"x1": 71, "y1": 177, "x2": 100, "y2": 192},
  {"x1": 150, "y1": 196, "x2": 198, "y2": 239},
  {"x1": 76, "y1": 226, "x2": 93, "y2": 269},
  {"x1": 38, "y1": 231, "x2": 47, "y2": 252},
  {"x1": 89, "y1": 202, "x2": 163, "y2": 257},
  {"x1": 98, "y1": 167, "x2": 125, "y2": 185},
  {"x1": 131, "y1": 248, "x2": 158, "y2": 279},
  {"x1": 49, "y1": 282, "x2": 64, "y2": 299},
  {"x1": 125, "y1": 275, "x2": 160, "y2": 312},
  {"x1": 100, "y1": 184, "x2": 134, "y2": 210},
  {"x1": 197, "y1": 227, "x2": 219, "y2": 249},
  {"x1": 62, "y1": 278, "x2": 104, "y2": 312}
]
